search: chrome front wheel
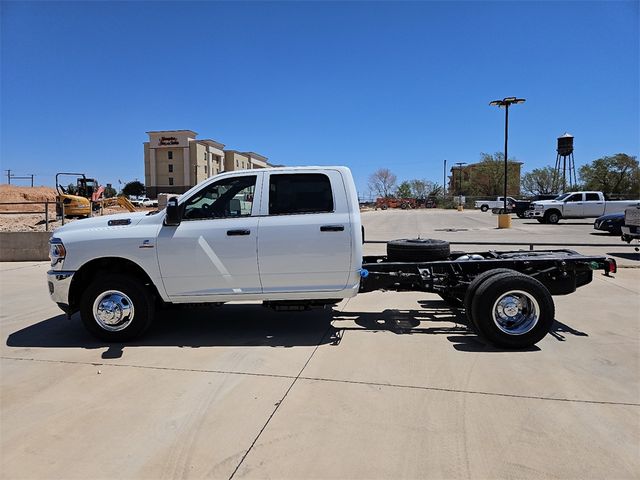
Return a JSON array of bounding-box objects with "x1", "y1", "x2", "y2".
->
[
  {"x1": 81, "y1": 274, "x2": 154, "y2": 342},
  {"x1": 92, "y1": 290, "x2": 135, "y2": 332}
]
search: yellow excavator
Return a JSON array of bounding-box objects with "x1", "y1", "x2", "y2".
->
[{"x1": 56, "y1": 172, "x2": 136, "y2": 218}]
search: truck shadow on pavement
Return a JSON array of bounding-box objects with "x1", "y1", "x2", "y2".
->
[
  {"x1": 6, "y1": 300, "x2": 588, "y2": 357},
  {"x1": 6, "y1": 305, "x2": 340, "y2": 359},
  {"x1": 334, "y1": 299, "x2": 588, "y2": 353},
  {"x1": 606, "y1": 251, "x2": 640, "y2": 261}
]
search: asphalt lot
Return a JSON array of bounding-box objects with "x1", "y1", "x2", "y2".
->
[{"x1": 1, "y1": 209, "x2": 639, "y2": 479}]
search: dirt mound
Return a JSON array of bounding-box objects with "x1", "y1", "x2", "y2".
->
[
  {"x1": 0, "y1": 185, "x2": 57, "y2": 212},
  {"x1": 0, "y1": 185, "x2": 147, "y2": 231}
]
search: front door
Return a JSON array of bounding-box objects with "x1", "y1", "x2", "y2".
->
[
  {"x1": 157, "y1": 174, "x2": 262, "y2": 298},
  {"x1": 562, "y1": 193, "x2": 584, "y2": 218}
]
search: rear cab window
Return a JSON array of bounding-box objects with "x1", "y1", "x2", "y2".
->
[{"x1": 268, "y1": 173, "x2": 334, "y2": 215}]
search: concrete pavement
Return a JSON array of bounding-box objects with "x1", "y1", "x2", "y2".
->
[{"x1": 1, "y1": 209, "x2": 639, "y2": 479}]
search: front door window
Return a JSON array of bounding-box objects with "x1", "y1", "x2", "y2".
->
[{"x1": 183, "y1": 175, "x2": 256, "y2": 220}]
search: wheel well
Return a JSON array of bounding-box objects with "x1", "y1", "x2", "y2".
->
[{"x1": 68, "y1": 257, "x2": 159, "y2": 311}]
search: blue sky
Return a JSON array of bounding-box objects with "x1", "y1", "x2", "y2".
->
[{"x1": 1, "y1": 1, "x2": 638, "y2": 197}]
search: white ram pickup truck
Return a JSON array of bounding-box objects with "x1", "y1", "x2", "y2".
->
[
  {"x1": 474, "y1": 197, "x2": 517, "y2": 212},
  {"x1": 47, "y1": 166, "x2": 617, "y2": 349},
  {"x1": 48, "y1": 167, "x2": 363, "y2": 339},
  {"x1": 526, "y1": 191, "x2": 640, "y2": 224}
]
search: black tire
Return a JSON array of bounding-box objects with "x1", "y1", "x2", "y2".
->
[
  {"x1": 80, "y1": 274, "x2": 155, "y2": 342},
  {"x1": 463, "y1": 268, "x2": 522, "y2": 328},
  {"x1": 516, "y1": 212, "x2": 525, "y2": 219},
  {"x1": 545, "y1": 210, "x2": 561, "y2": 224},
  {"x1": 536, "y1": 218, "x2": 546, "y2": 224},
  {"x1": 438, "y1": 292, "x2": 463, "y2": 307},
  {"x1": 387, "y1": 238, "x2": 450, "y2": 262},
  {"x1": 381, "y1": 205, "x2": 388, "y2": 210},
  {"x1": 471, "y1": 272, "x2": 555, "y2": 349},
  {"x1": 480, "y1": 204, "x2": 489, "y2": 212}
]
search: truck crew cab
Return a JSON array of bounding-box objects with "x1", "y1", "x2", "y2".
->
[{"x1": 48, "y1": 167, "x2": 615, "y2": 349}]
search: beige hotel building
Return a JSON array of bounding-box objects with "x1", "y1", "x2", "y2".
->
[{"x1": 144, "y1": 130, "x2": 270, "y2": 197}]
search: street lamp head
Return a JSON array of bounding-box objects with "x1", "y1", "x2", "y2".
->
[{"x1": 490, "y1": 97, "x2": 526, "y2": 107}]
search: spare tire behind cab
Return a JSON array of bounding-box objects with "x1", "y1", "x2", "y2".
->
[{"x1": 387, "y1": 238, "x2": 451, "y2": 262}]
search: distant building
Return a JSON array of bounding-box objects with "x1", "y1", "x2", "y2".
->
[
  {"x1": 448, "y1": 161, "x2": 523, "y2": 197},
  {"x1": 144, "y1": 130, "x2": 270, "y2": 197}
]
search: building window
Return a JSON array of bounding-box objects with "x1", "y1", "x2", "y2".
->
[
  {"x1": 168, "y1": 177, "x2": 174, "y2": 186},
  {"x1": 236, "y1": 160, "x2": 239, "y2": 167},
  {"x1": 168, "y1": 164, "x2": 173, "y2": 173},
  {"x1": 168, "y1": 151, "x2": 173, "y2": 160},
  {"x1": 204, "y1": 165, "x2": 208, "y2": 174}
]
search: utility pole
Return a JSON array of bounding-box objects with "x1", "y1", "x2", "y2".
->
[
  {"x1": 443, "y1": 159, "x2": 447, "y2": 198},
  {"x1": 5, "y1": 169, "x2": 11, "y2": 184},
  {"x1": 455, "y1": 162, "x2": 466, "y2": 211}
]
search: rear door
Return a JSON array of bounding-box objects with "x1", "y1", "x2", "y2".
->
[
  {"x1": 257, "y1": 170, "x2": 352, "y2": 293},
  {"x1": 583, "y1": 192, "x2": 605, "y2": 217}
]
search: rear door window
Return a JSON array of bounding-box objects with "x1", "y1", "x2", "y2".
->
[
  {"x1": 268, "y1": 173, "x2": 334, "y2": 215},
  {"x1": 585, "y1": 193, "x2": 600, "y2": 201}
]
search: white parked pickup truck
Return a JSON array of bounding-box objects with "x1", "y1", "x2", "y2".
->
[
  {"x1": 525, "y1": 191, "x2": 640, "y2": 224},
  {"x1": 47, "y1": 166, "x2": 617, "y2": 349},
  {"x1": 474, "y1": 197, "x2": 517, "y2": 212}
]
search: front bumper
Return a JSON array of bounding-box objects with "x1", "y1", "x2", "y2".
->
[
  {"x1": 47, "y1": 270, "x2": 74, "y2": 310},
  {"x1": 525, "y1": 209, "x2": 544, "y2": 218},
  {"x1": 621, "y1": 225, "x2": 640, "y2": 242}
]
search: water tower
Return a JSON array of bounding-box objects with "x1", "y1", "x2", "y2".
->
[{"x1": 553, "y1": 133, "x2": 577, "y2": 193}]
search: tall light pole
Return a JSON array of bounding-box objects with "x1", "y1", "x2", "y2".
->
[{"x1": 490, "y1": 97, "x2": 525, "y2": 226}]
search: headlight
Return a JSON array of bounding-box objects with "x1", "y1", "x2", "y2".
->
[{"x1": 49, "y1": 237, "x2": 66, "y2": 267}]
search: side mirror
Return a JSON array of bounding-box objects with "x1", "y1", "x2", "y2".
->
[{"x1": 164, "y1": 198, "x2": 182, "y2": 226}]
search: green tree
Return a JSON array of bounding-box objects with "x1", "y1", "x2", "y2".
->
[
  {"x1": 579, "y1": 154, "x2": 639, "y2": 196},
  {"x1": 521, "y1": 166, "x2": 557, "y2": 196},
  {"x1": 121, "y1": 180, "x2": 145, "y2": 197},
  {"x1": 471, "y1": 152, "x2": 521, "y2": 196},
  {"x1": 368, "y1": 168, "x2": 397, "y2": 198},
  {"x1": 409, "y1": 179, "x2": 436, "y2": 199},
  {"x1": 429, "y1": 183, "x2": 443, "y2": 197},
  {"x1": 396, "y1": 181, "x2": 412, "y2": 198},
  {"x1": 103, "y1": 185, "x2": 117, "y2": 198}
]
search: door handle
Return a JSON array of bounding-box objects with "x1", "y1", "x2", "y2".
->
[
  {"x1": 227, "y1": 229, "x2": 251, "y2": 236},
  {"x1": 320, "y1": 225, "x2": 344, "y2": 232}
]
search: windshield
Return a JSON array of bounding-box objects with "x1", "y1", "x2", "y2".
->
[{"x1": 554, "y1": 193, "x2": 570, "y2": 201}]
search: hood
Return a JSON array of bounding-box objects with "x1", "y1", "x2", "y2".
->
[
  {"x1": 596, "y1": 212, "x2": 625, "y2": 222},
  {"x1": 532, "y1": 199, "x2": 561, "y2": 205},
  {"x1": 53, "y1": 212, "x2": 149, "y2": 235}
]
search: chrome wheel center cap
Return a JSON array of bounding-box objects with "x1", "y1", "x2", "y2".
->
[
  {"x1": 97, "y1": 299, "x2": 123, "y2": 325},
  {"x1": 503, "y1": 302, "x2": 520, "y2": 317}
]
